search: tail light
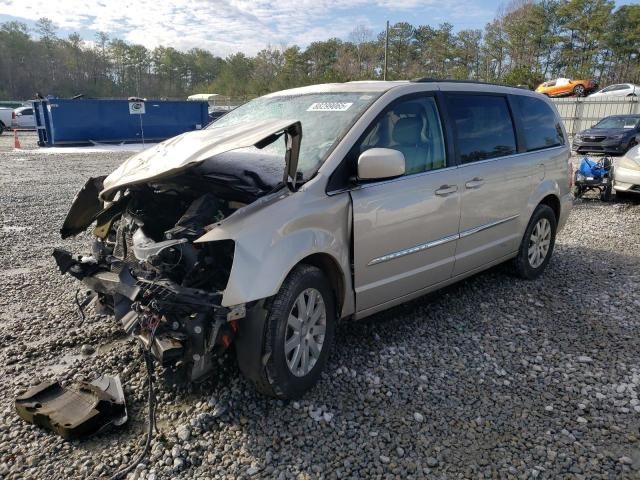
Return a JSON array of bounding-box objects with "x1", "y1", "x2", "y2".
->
[{"x1": 11, "y1": 111, "x2": 15, "y2": 119}]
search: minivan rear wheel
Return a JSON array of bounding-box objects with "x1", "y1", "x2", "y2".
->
[
  {"x1": 512, "y1": 204, "x2": 557, "y2": 279},
  {"x1": 248, "y1": 264, "x2": 336, "y2": 399}
]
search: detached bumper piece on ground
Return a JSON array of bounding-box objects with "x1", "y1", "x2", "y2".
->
[{"x1": 15, "y1": 375, "x2": 127, "y2": 440}]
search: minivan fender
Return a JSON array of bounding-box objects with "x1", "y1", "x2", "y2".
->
[{"x1": 196, "y1": 190, "x2": 355, "y2": 317}]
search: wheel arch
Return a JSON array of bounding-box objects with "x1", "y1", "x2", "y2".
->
[
  {"x1": 538, "y1": 194, "x2": 560, "y2": 221},
  {"x1": 297, "y1": 252, "x2": 346, "y2": 317}
]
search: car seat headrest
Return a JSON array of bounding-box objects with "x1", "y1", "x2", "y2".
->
[{"x1": 392, "y1": 117, "x2": 422, "y2": 145}]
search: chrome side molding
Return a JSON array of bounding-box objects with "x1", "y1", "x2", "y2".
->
[{"x1": 368, "y1": 214, "x2": 520, "y2": 266}]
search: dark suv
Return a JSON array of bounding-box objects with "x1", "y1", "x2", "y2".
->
[{"x1": 573, "y1": 115, "x2": 640, "y2": 155}]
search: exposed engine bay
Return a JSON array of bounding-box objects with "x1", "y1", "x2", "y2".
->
[{"x1": 53, "y1": 120, "x2": 302, "y2": 384}]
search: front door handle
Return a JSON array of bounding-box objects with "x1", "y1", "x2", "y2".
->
[
  {"x1": 465, "y1": 177, "x2": 484, "y2": 189},
  {"x1": 435, "y1": 185, "x2": 458, "y2": 196}
]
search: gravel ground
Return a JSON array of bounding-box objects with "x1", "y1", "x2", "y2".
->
[{"x1": 1, "y1": 133, "x2": 640, "y2": 479}]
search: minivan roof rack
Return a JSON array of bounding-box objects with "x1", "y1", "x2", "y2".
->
[{"x1": 411, "y1": 78, "x2": 519, "y2": 89}]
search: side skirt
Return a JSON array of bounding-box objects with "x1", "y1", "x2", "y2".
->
[{"x1": 352, "y1": 251, "x2": 518, "y2": 321}]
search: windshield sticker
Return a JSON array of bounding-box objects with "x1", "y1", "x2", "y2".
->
[{"x1": 307, "y1": 102, "x2": 353, "y2": 112}]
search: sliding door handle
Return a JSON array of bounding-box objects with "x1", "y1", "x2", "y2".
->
[
  {"x1": 465, "y1": 177, "x2": 484, "y2": 189},
  {"x1": 435, "y1": 185, "x2": 458, "y2": 196}
]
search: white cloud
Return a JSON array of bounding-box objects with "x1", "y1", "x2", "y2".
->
[{"x1": 0, "y1": 0, "x2": 490, "y2": 56}]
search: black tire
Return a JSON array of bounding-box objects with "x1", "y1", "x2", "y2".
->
[
  {"x1": 245, "y1": 264, "x2": 336, "y2": 399},
  {"x1": 600, "y1": 185, "x2": 612, "y2": 202},
  {"x1": 0, "y1": 122, "x2": 4, "y2": 135},
  {"x1": 626, "y1": 139, "x2": 637, "y2": 152},
  {"x1": 512, "y1": 204, "x2": 557, "y2": 280},
  {"x1": 616, "y1": 189, "x2": 631, "y2": 201},
  {"x1": 573, "y1": 185, "x2": 583, "y2": 198},
  {"x1": 573, "y1": 84, "x2": 585, "y2": 97}
]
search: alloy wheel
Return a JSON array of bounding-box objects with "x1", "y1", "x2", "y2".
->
[
  {"x1": 284, "y1": 288, "x2": 327, "y2": 377},
  {"x1": 528, "y1": 218, "x2": 551, "y2": 268}
]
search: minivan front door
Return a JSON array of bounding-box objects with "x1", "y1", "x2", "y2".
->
[
  {"x1": 351, "y1": 170, "x2": 461, "y2": 312},
  {"x1": 348, "y1": 94, "x2": 461, "y2": 313}
]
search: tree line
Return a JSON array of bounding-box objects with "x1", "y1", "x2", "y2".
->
[{"x1": 0, "y1": 0, "x2": 639, "y2": 101}]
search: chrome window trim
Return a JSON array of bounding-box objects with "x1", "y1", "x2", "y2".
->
[
  {"x1": 456, "y1": 145, "x2": 565, "y2": 168},
  {"x1": 327, "y1": 145, "x2": 567, "y2": 195},
  {"x1": 368, "y1": 214, "x2": 520, "y2": 266},
  {"x1": 345, "y1": 165, "x2": 459, "y2": 192}
]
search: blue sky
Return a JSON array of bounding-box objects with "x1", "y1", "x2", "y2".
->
[{"x1": 0, "y1": 0, "x2": 638, "y2": 57}]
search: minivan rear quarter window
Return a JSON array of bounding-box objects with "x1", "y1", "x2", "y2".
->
[
  {"x1": 445, "y1": 94, "x2": 516, "y2": 163},
  {"x1": 511, "y1": 95, "x2": 565, "y2": 151}
]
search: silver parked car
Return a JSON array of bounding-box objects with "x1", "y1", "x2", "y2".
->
[
  {"x1": 589, "y1": 83, "x2": 639, "y2": 97},
  {"x1": 613, "y1": 143, "x2": 640, "y2": 196},
  {"x1": 12, "y1": 105, "x2": 36, "y2": 129},
  {"x1": 55, "y1": 80, "x2": 573, "y2": 398}
]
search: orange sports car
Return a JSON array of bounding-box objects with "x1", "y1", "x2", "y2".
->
[{"x1": 535, "y1": 78, "x2": 598, "y2": 97}]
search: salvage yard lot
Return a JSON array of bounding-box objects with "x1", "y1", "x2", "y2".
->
[{"x1": 1, "y1": 132, "x2": 640, "y2": 479}]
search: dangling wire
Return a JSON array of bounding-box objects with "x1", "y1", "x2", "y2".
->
[{"x1": 109, "y1": 345, "x2": 157, "y2": 480}]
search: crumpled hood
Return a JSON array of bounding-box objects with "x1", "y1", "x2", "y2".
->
[{"x1": 101, "y1": 119, "x2": 300, "y2": 200}]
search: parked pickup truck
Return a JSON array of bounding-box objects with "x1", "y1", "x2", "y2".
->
[{"x1": 0, "y1": 107, "x2": 12, "y2": 134}]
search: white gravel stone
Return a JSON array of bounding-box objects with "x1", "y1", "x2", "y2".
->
[
  {"x1": 176, "y1": 426, "x2": 191, "y2": 442},
  {"x1": 577, "y1": 356, "x2": 594, "y2": 364}
]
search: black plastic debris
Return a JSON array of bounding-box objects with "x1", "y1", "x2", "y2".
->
[{"x1": 15, "y1": 375, "x2": 127, "y2": 440}]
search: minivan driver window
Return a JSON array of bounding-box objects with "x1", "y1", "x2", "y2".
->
[{"x1": 357, "y1": 96, "x2": 446, "y2": 175}]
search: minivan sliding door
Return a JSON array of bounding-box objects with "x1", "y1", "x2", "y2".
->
[{"x1": 444, "y1": 93, "x2": 530, "y2": 275}]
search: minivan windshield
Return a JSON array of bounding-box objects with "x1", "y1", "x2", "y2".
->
[
  {"x1": 593, "y1": 116, "x2": 640, "y2": 129},
  {"x1": 210, "y1": 92, "x2": 381, "y2": 178}
]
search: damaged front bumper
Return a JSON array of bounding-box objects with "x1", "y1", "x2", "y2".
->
[
  {"x1": 53, "y1": 247, "x2": 240, "y2": 382},
  {"x1": 53, "y1": 169, "x2": 248, "y2": 383}
]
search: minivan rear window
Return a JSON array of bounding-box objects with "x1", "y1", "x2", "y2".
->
[
  {"x1": 445, "y1": 94, "x2": 516, "y2": 163},
  {"x1": 511, "y1": 95, "x2": 565, "y2": 151}
]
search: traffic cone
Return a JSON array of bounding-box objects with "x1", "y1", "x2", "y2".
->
[{"x1": 14, "y1": 130, "x2": 21, "y2": 149}]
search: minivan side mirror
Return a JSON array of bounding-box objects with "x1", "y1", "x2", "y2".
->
[{"x1": 357, "y1": 148, "x2": 406, "y2": 180}]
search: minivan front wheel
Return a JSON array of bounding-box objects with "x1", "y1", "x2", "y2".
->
[
  {"x1": 513, "y1": 205, "x2": 557, "y2": 279},
  {"x1": 249, "y1": 264, "x2": 336, "y2": 399}
]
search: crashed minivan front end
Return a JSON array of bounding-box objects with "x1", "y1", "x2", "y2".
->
[{"x1": 53, "y1": 120, "x2": 302, "y2": 383}]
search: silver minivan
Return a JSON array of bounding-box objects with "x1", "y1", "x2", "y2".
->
[{"x1": 56, "y1": 80, "x2": 572, "y2": 398}]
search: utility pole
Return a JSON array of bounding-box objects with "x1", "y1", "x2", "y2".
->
[{"x1": 384, "y1": 20, "x2": 389, "y2": 81}]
